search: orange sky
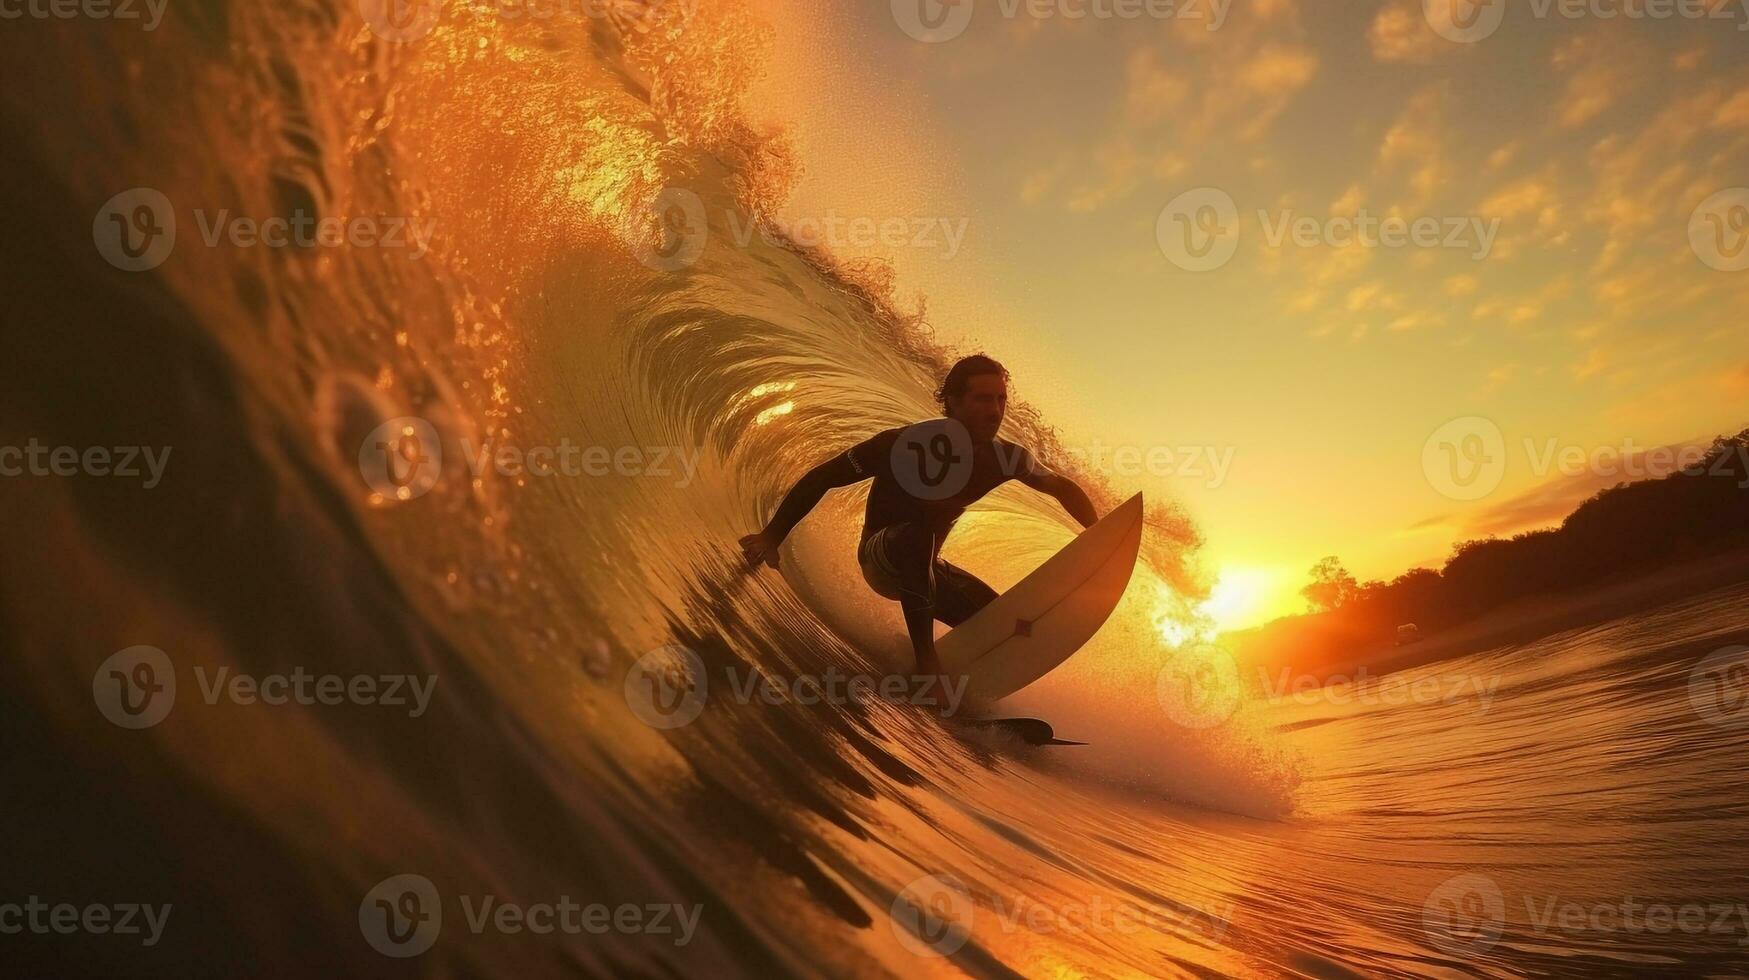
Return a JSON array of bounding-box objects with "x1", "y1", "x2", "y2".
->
[{"x1": 747, "y1": 0, "x2": 1749, "y2": 629}]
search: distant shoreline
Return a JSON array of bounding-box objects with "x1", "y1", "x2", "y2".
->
[{"x1": 1228, "y1": 548, "x2": 1749, "y2": 683}]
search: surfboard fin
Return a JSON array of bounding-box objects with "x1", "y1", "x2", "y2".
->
[{"x1": 970, "y1": 717, "x2": 1087, "y2": 746}]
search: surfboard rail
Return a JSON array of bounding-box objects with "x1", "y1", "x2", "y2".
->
[{"x1": 938, "y1": 492, "x2": 1144, "y2": 703}]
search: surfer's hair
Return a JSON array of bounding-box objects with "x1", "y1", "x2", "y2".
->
[{"x1": 936, "y1": 354, "x2": 1010, "y2": 412}]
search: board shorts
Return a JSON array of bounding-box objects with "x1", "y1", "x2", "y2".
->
[{"x1": 858, "y1": 521, "x2": 998, "y2": 628}]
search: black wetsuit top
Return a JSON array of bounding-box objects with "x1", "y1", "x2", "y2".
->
[
  {"x1": 759, "y1": 421, "x2": 1043, "y2": 553},
  {"x1": 843, "y1": 425, "x2": 1040, "y2": 546}
]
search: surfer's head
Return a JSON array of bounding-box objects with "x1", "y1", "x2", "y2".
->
[{"x1": 937, "y1": 354, "x2": 1009, "y2": 442}]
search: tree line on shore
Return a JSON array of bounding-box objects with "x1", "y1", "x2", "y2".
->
[{"x1": 1239, "y1": 428, "x2": 1749, "y2": 666}]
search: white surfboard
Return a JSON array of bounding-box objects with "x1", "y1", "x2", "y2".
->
[{"x1": 939, "y1": 492, "x2": 1144, "y2": 703}]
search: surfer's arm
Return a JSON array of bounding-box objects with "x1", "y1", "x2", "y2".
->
[
  {"x1": 758, "y1": 453, "x2": 865, "y2": 544},
  {"x1": 1020, "y1": 469, "x2": 1099, "y2": 529},
  {"x1": 741, "y1": 443, "x2": 880, "y2": 569}
]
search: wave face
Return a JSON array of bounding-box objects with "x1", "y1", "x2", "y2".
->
[{"x1": 4, "y1": 2, "x2": 1749, "y2": 977}]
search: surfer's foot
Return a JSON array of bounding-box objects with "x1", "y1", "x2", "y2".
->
[{"x1": 906, "y1": 666, "x2": 957, "y2": 715}]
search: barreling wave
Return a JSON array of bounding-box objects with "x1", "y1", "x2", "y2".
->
[{"x1": 0, "y1": 1, "x2": 1321, "y2": 977}]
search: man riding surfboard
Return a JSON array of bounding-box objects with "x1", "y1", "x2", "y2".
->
[{"x1": 739, "y1": 355, "x2": 1099, "y2": 680}]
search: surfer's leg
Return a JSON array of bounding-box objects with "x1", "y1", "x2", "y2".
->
[
  {"x1": 930, "y1": 561, "x2": 999, "y2": 627},
  {"x1": 864, "y1": 522, "x2": 946, "y2": 677},
  {"x1": 864, "y1": 524, "x2": 997, "y2": 628}
]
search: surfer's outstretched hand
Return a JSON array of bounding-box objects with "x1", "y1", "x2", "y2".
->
[{"x1": 739, "y1": 532, "x2": 781, "y2": 570}]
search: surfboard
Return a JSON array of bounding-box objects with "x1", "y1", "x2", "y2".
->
[{"x1": 939, "y1": 492, "x2": 1144, "y2": 704}]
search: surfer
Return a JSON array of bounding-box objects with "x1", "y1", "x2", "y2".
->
[{"x1": 739, "y1": 355, "x2": 1099, "y2": 685}]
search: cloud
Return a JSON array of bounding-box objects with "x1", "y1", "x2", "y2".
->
[
  {"x1": 1713, "y1": 88, "x2": 1749, "y2": 128},
  {"x1": 1346, "y1": 281, "x2": 1384, "y2": 311},
  {"x1": 1124, "y1": 46, "x2": 1191, "y2": 125},
  {"x1": 1376, "y1": 85, "x2": 1450, "y2": 211},
  {"x1": 1571, "y1": 347, "x2": 1609, "y2": 381},
  {"x1": 1579, "y1": 72, "x2": 1726, "y2": 280},
  {"x1": 1507, "y1": 303, "x2": 1541, "y2": 326},
  {"x1": 1486, "y1": 142, "x2": 1518, "y2": 171},
  {"x1": 1031, "y1": 19, "x2": 1319, "y2": 215},
  {"x1": 1478, "y1": 176, "x2": 1555, "y2": 221},
  {"x1": 1234, "y1": 43, "x2": 1321, "y2": 138},
  {"x1": 1367, "y1": 2, "x2": 1440, "y2": 64},
  {"x1": 1308, "y1": 241, "x2": 1374, "y2": 285},
  {"x1": 1444, "y1": 436, "x2": 1715, "y2": 539},
  {"x1": 1551, "y1": 32, "x2": 1638, "y2": 128},
  {"x1": 1456, "y1": 472, "x2": 1619, "y2": 538},
  {"x1": 1063, "y1": 136, "x2": 1140, "y2": 213},
  {"x1": 1484, "y1": 362, "x2": 1520, "y2": 391},
  {"x1": 1329, "y1": 183, "x2": 1363, "y2": 215},
  {"x1": 1388, "y1": 311, "x2": 1442, "y2": 332}
]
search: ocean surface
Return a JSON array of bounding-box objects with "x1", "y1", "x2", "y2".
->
[{"x1": 4, "y1": 1, "x2": 1749, "y2": 976}]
